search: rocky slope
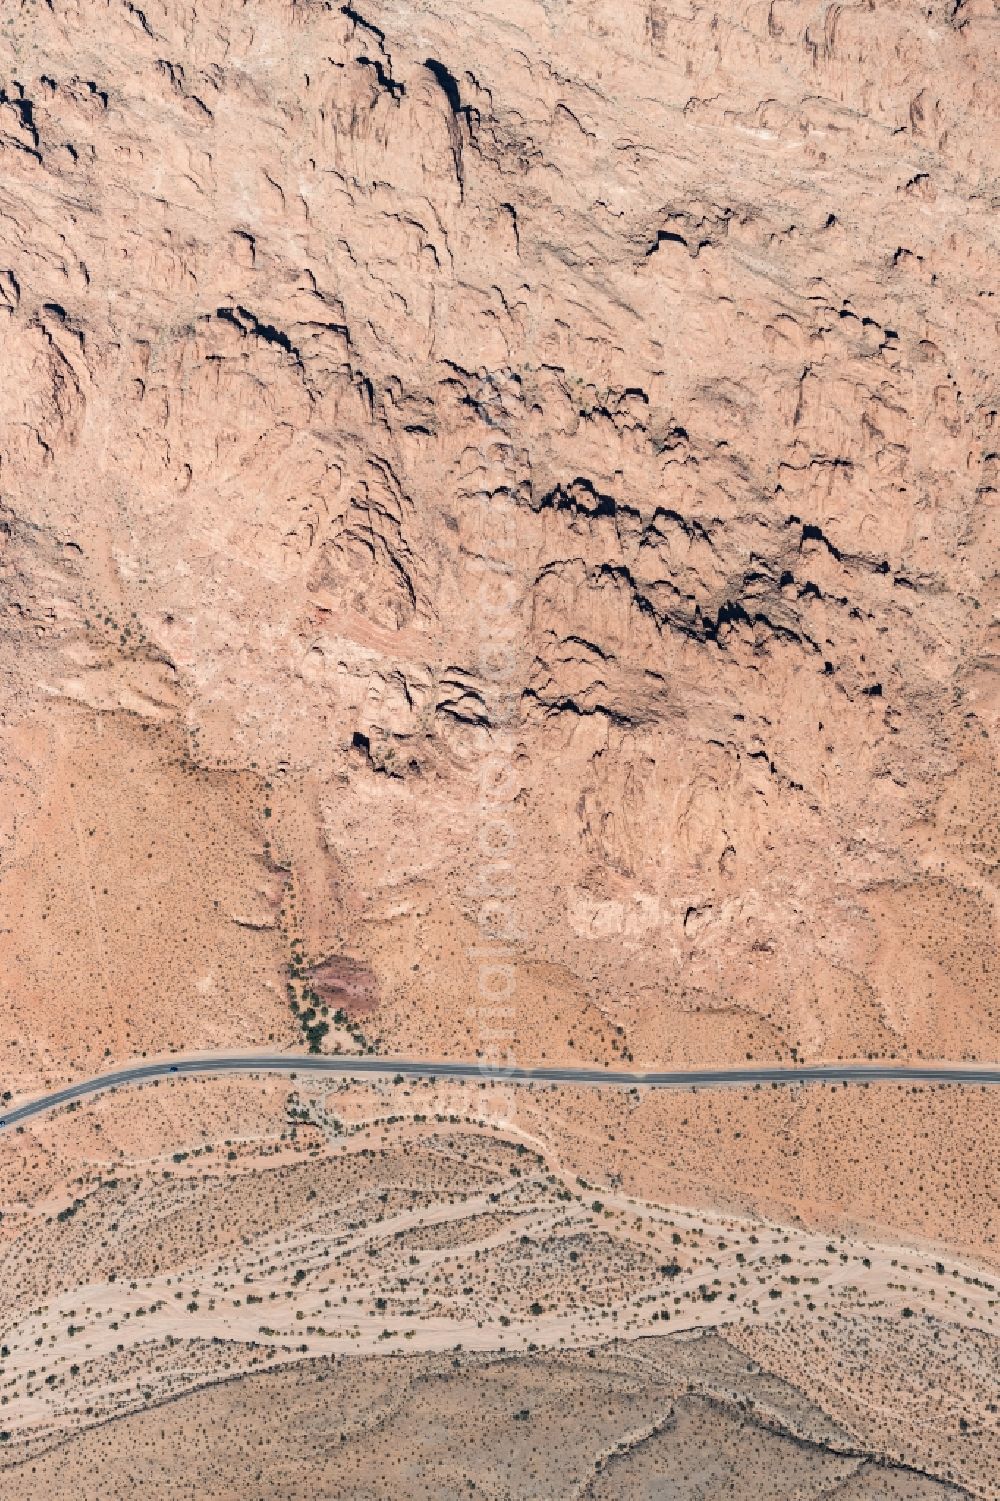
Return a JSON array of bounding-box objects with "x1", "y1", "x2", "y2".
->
[{"x1": 0, "y1": 0, "x2": 997, "y2": 1083}]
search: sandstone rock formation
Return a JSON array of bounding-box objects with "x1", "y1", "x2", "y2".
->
[
  {"x1": 2, "y1": 0, "x2": 997, "y2": 1083},
  {"x1": 0, "y1": 5, "x2": 997, "y2": 1486}
]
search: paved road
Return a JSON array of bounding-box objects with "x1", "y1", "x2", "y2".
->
[{"x1": 1, "y1": 1054, "x2": 999, "y2": 1132}]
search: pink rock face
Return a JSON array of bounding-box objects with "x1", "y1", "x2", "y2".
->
[
  {"x1": 308, "y1": 955, "x2": 379, "y2": 1020},
  {"x1": 0, "y1": 0, "x2": 996, "y2": 1074}
]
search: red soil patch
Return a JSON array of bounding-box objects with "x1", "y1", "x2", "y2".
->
[{"x1": 308, "y1": 955, "x2": 379, "y2": 1020}]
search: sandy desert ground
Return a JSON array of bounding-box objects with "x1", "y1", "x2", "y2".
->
[{"x1": 1, "y1": 1073, "x2": 998, "y2": 1495}]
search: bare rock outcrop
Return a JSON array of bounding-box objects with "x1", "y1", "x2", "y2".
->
[{"x1": 0, "y1": 0, "x2": 996, "y2": 1075}]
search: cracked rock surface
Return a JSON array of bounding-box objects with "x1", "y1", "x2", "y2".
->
[{"x1": 0, "y1": 0, "x2": 997, "y2": 1078}]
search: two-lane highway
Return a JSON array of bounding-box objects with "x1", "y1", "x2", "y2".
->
[{"x1": 2, "y1": 1054, "x2": 999, "y2": 1133}]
